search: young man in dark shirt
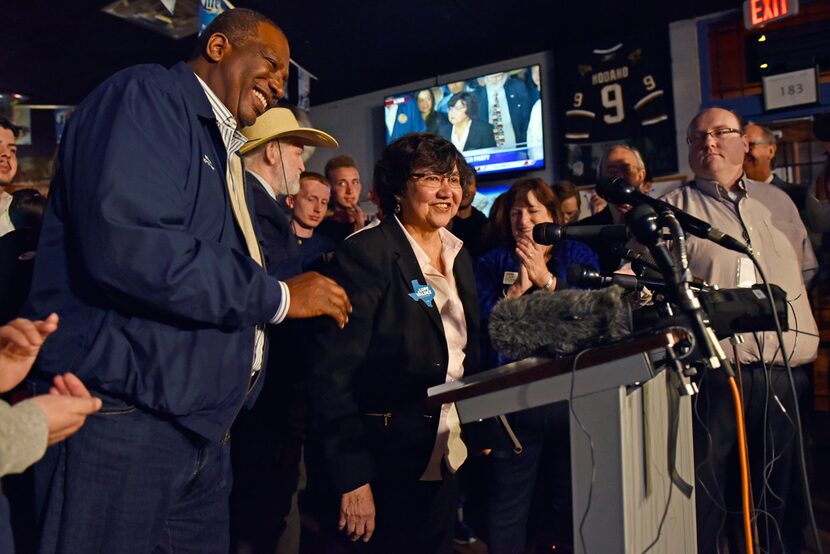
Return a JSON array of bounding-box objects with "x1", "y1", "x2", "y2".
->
[
  {"x1": 448, "y1": 162, "x2": 487, "y2": 258},
  {"x1": 317, "y1": 155, "x2": 366, "y2": 243}
]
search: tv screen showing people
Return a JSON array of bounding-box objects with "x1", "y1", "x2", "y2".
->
[{"x1": 384, "y1": 64, "x2": 544, "y2": 176}]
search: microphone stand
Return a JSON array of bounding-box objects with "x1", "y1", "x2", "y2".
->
[
  {"x1": 626, "y1": 204, "x2": 738, "y2": 393},
  {"x1": 627, "y1": 204, "x2": 757, "y2": 553}
]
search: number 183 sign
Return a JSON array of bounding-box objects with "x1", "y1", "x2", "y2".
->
[{"x1": 762, "y1": 68, "x2": 819, "y2": 111}]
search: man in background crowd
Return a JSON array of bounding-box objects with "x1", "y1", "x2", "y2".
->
[
  {"x1": 233, "y1": 107, "x2": 339, "y2": 554},
  {"x1": 551, "y1": 180, "x2": 581, "y2": 225},
  {"x1": 576, "y1": 144, "x2": 649, "y2": 273},
  {"x1": 806, "y1": 112, "x2": 830, "y2": 232},
  {"x1": 0, "y1": 117, "x2": 21, "y2": 237},
  {"x1": 663, "y1": 107, "x2": 817, "y2": 553},
  {"x1": 448, "y1": 162, "x2": 487, "y2": 259},
  {"x1": 240, "y1": 107, "x2": 337, "y2": 278},
  {"x1": 318, "y1": 155, "x2": 366, "y2": 243},
  {"x1": 743, "y1": 123, "x2": 817, "y2": 285},
  {"x1": 288, "y1": 171, "x2": 336, "y2": 267},
  {"x1": 743, "y1": 123, "x2": 805, "y2": 209}
]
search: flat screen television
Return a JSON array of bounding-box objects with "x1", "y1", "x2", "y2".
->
[
  {"x1": 472, "y1": 184, "x2": 510, "y2": 216},
  {"x1": 383, "y1": 64, "x2": 544, "y2": 176}
]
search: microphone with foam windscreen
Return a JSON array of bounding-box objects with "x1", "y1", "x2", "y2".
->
[
  {"x1": 596, "y1": 177, "x2": 751, "y2": 255},
  {"x1": 532, "y1": 223, "x2": 629, "y2": 246},
  {"x1": 488, "y1": 287, "x2": 632, "y2": 359},
  {"x1": 487, "y1": 284, "x2": 787, "y2": 360}
]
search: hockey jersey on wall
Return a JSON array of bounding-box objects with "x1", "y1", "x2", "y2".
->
[{"x1": 563, "y1": 43, "x2": 671, "y2": 142}]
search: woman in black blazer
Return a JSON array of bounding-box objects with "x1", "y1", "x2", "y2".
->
[
  {"x1": 440, "y1": 91, "x2": 496, "y2": 152},
  {"x1": 307, "y1": 134, "x2": 479, "y2": 553}
]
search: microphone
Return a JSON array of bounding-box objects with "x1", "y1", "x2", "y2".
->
[
  {"x1": 596, "y1": 177, "x2": 751, "y2": 255},
  {"x1": 489, "y1": 287, "x2": 632, "y2": 359},
  {"x1": 488, "y1": 284, "x2": 788, "y2": 361},
  {"x1": 566, "y1": 263, "x2": 669, "y2": 291},
  {"x1": 608, "y1": 243, "x2": 661, "y2": 272},
  {"x1": 532, "y1": 223, "x2": 628, "y2": 245}
]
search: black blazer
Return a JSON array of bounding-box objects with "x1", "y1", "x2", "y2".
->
[
  {"x1": 247, "y1": 171, "x2": 303, "y2": 280},
  {"x1": 306, "y1": 217, "x2": 480, "y2": 494},
  {"x1": 0, "y1": 227, "x2": 39, "y2": 324},
  {"x1": 440, "y1": 119, "x2": 496, "y2": 152}
]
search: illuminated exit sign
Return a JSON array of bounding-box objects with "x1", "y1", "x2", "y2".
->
[{"x1": 744, "y1": 0, "x2": 799, "y2": 29}]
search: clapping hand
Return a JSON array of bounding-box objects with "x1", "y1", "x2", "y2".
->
[
  {"x1": 0, "y1": 314, "x2": 102, "y2": 445},
  {"x1": 507, "y1": 238, "x2": 555, "y2": 296},
  {"x1": 33, "y1": 373, "x2": 102, "y2": 445},
  {"x1": 0, "y1": 314, "x2": 59, "y2": 393}
]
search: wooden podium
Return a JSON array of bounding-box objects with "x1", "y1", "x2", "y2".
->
[{"x1": 428, "y1": 332, "x2": 697, "y2": 553}]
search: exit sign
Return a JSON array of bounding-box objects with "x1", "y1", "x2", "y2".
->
[{"x1": 743, "y1": 0, "x2": 799, "y2": 29}]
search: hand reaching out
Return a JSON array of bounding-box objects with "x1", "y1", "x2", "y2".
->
[
  {"x1": 284, "y1": 271, "x2": 353, "y2": 328},
  {"x1": 0, "y1": 314, "x2": 59, "y2": 393}
]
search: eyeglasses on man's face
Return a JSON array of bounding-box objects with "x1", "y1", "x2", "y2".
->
[{"x1": 686, "y1": 127, "x2": 743, "y2": 146}]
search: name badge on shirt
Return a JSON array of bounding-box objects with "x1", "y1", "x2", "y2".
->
[
  {"x1": 408, "y1": 279, "x2": 436, "y2": 308},
  {"x1": 736, "y1": 257, "x2": 756, "y2": 288},
  {"x1": 503, "y1": 271, "x2": 518, "y2": 285}
]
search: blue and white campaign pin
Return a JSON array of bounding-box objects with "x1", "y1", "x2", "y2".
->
[{"x1": 408, "y1": 279, "x2": 436, "y2": 307}]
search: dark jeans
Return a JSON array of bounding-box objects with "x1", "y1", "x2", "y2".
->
[
  {"x1": 229, "y1": 387, "x2": 304, "y2": 553},
  {"x1": 0, "y1": 491, "x2": 14, "y2": 553},
  {"x1": 34, "y1": 394, "x2": 232, "y2": 554},
  {"x1": 693, "y1": 362, "x2": 808, "y2": 554},
  {"x1": 486, "y1": 402, "x2": 572, "y2": 554}
]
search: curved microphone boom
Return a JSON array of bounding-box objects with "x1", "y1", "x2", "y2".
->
[
  {"x1": 532, "y1": 223, "x2": 629, "y2": 245},
  {"x1": 566, "y1": 263, "x2": 680, "y2": 292},
  {"x1": 596, "y1": 177, "x2": 751, "y2": 255}
]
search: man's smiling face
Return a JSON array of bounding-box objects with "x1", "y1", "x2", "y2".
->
[{"x1": 213, "y1": 22, "x2": 290, "y2": 127}]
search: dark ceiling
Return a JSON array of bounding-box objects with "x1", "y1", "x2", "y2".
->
[{"x1": 1, "y1": 0, "x2": 741, "y2": 107}]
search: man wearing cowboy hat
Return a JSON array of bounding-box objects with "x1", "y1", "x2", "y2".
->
[
  {"x1": 239, "y1": 107, "x2": 339, "y2": 279},
  {"x1": 231, "y1": 107, "x2": 340, "y2": 554}
]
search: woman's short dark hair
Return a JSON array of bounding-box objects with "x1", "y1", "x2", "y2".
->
[
  {"x1": 373, "y1": 133, "x2": 466, "y2": 216},
  {"x1": 498, "y1": 178, "x2": 559, "y2": 247},
  {"x1": 447, "y1": 92, "x2": 478, "y2": 122}
]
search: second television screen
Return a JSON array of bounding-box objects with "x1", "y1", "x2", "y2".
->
[{"x1": 383, "y1": 65, "x2": 544, "y2": 176}]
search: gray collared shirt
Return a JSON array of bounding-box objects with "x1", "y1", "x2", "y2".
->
[{"x1": 660, "y1": 175, "x2": 818, "y2": 367}]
